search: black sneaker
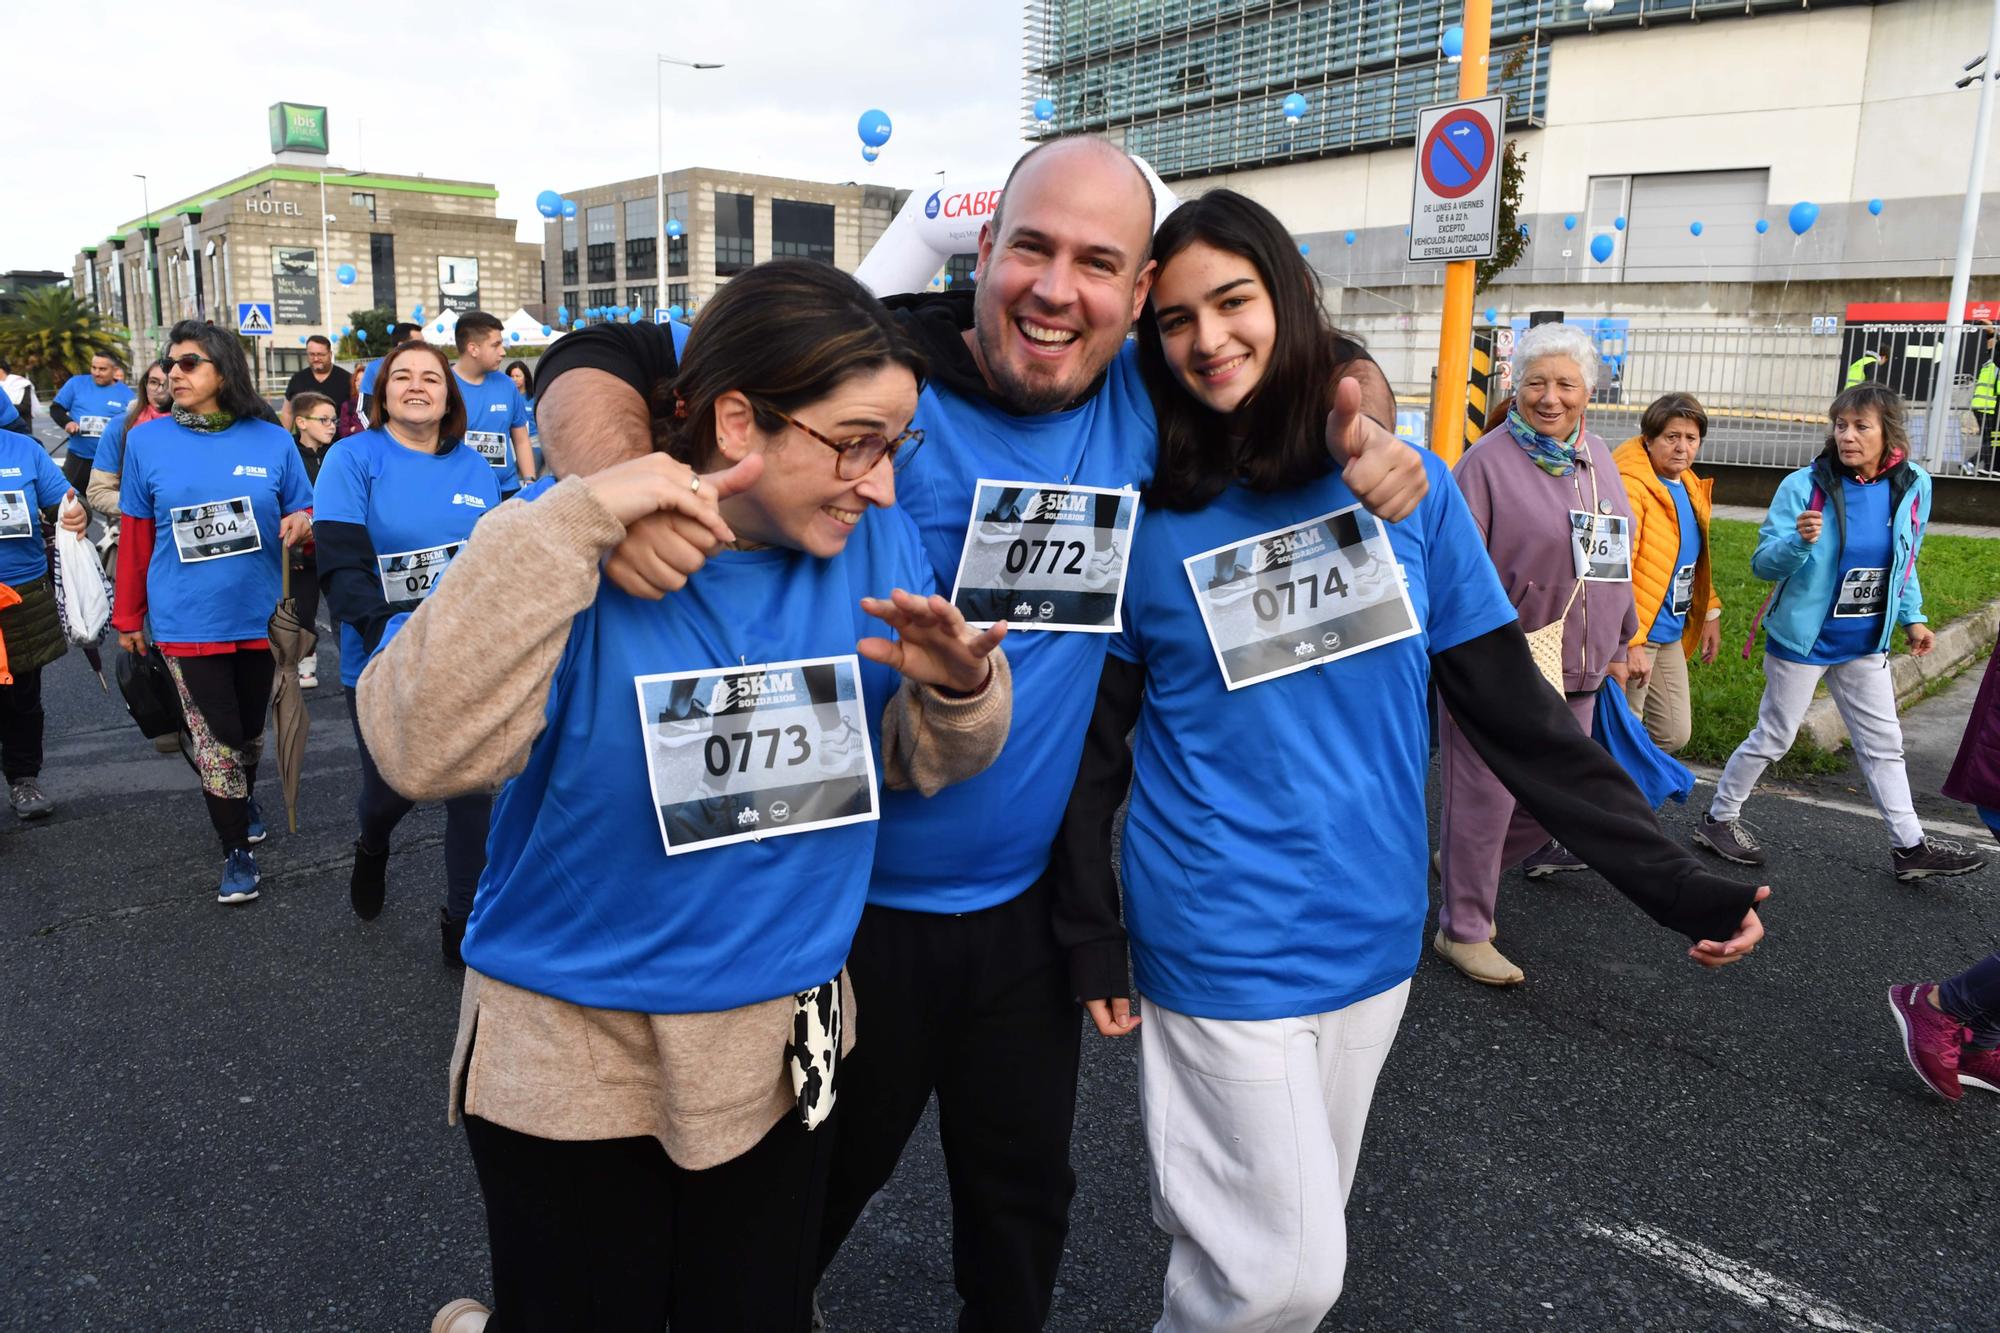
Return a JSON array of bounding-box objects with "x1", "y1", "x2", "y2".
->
[
  {"x1": 440, "y1": 907, "x2": 467, "y2": 968},
  {"x1": 8, "y1": 778, "x2": 53, "y2": 820},
  {"x1": 350, "y1": 841, "x2": 389, "y2": 920},
  {"x1": 1522, "y1": 840, "x2": 1587, "y2": 878},
  {"x1": 1892, "y1": 836, "x2": 1987, "y2": 882},
  {"x1": 1694, "y1": 814, "x2": 1766, "y2": 866}
]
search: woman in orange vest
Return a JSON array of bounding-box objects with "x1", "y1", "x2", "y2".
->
[{"x1": 1613, "y1": 393, "x2": 1722, "y2": 753}]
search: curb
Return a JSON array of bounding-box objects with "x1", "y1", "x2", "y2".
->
[{"x1": 1799, "y1": 596, "x2": 2000, "y2": 750}]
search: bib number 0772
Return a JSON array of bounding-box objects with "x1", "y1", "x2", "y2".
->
[
  {"x1": 1004, "y1": 537, "x2": 1086, "y2": 577},
  {"x1": 703, "y1": 725, "x2": 812, "y2": 776},
  {"x1": 1253, "y1": 566, "x2": 1350, "y2": 623}
]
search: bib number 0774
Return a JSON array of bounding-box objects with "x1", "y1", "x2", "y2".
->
[
  {"x1": 1253, "y1": 566, "x2": 1350, "y2": 623},
  {"x1": 703, "y1": 725, "x2": 812, "y2": 776}
]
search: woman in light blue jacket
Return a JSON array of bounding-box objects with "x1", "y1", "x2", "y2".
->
[{"x1": 1696, "y1": 383, "x2": 1984, "y2": 882}]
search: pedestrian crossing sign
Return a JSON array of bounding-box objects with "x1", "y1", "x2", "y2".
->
[{"x1": 236, "y1": 302, "x2": 274, "y2": 336}]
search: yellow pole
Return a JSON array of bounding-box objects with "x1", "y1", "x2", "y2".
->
[{"x1": 1429, "y1": 0, "x2": 1493, "y2": 465}]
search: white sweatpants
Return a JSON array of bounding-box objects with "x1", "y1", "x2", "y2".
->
[
  {"x1": 1710, "y1": 651, "x2": 1923, "y2": 847},
  {"x1": 1139, "y1": 981, "x2": 1411, "y2": 1333}
]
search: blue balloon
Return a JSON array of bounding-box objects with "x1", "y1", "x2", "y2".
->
[
  {"x1": 666, "y1": 218, "x2": 683, "y2": 238},
  {"x1": 1563, "y1": 214, "x2": 1576, "y2": 231},
  {"x1": 1298, "y1": 242, "x2": 1310, "y2": 255},
  {"x1": 1281, "y1": 92, "x2": 1308, "y2": 121},
  {"x1": 1344, "y1": 230, "x2": 1356, "y2": 245},
  {"x1": 1589, "y1": 233, "x2": 1615, "y2": 263},
  {"x1": 435, "y1": 322, "x2": 446, "y2": 333},
  {"x1": 561, "y1": 199, "x2": 577, "y2": 220},
  {"x1": 556, "y1": 305, "x2": 569, "y2": 321},
  {"x1": 1868, "y1": 197, "x2": 1884, "y2": 217},
  {"x1": 857, "y1": 109, "x2": 893, "y2": 148},
  {"x1": 668, "y1": 304, "x2": 685, "y2": 319},
  {"x1": 1755, "y1": 218, "x2": 1770, "y2": 234},
  {"x1": 1787, "y1": 200, "x2": 1820, "y2": 236},
  {"x1": 535, "y1": 189, "x2": 562, "y2": 219},
  {"x1": 335, "y1": 263, "x2": 357, "y2": 286},
  {"x1": 942, "y1": 273, "x2": 954, "y2": 285},
  {"x1": 1689, "y1": 220, "x2": 1704, "y2": 237},
  {"x1": 1441, "y1": 24, "x2": 1463, "y2": 58},
  {"x1": 509, "y1": 331, "x2": 521, "y2": 342},
  {"x1": 862, "y1": 144, "x2": 881, "y2": 163},
  {"x1": 414, "y1": 305, "x2": 425, "y2": 316},
  {"x1": 540, "y1": 325, "x2": 551, "y2": 336},
  {"x1": 1033, "y1": 97, "x2": 1055, "y2": 122},
  {"x1": 1484, "y1": 307, "x2": 1497, "y2": 323},
  {"x1": 1613, "y1": 216, "x2": 1626, "y2": 231},
  {"x1": 355, "y1": 329, "x2": 367, "y2": 342},
  {"x1": 1518, "y1": 222, "x2": 1530, "y2": 236},
  {"x1": 298, "y1": 335, "x2": 307, "y2": 344}
]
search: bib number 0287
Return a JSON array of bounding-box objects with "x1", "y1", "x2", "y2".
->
[{"x1": 704, "y1": 725, "x2": 812, "y2": 776}]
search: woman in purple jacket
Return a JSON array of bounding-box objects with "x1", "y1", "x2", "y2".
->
[{"x1": 1437, "y1": 322, "x2": 1639, "y2": 985}]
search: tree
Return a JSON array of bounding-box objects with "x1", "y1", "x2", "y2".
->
[
  {"x1": 0, "y1": 287, "x2": 130, "y2": 391},
  {"x1": 1475, "y1": 139, "x2": 1528, "y2": 295},
  {"x1": 339, "y1": 307, "x2": 395, "y2": 361}
]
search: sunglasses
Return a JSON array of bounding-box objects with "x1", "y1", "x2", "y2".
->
[
  {"x1": 162, "y1": 354, "x2": 217, "y2": 374},
  {"x1": 756, "y1": 401, "x2": 923, "y2": 481}
]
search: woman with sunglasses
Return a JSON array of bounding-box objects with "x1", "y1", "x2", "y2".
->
[
  {"x1": 113, "y1": 321, "x2": 314, "y2": 904},
  {"x1": 286, "y1": 391, "x2": 338, "y2": 689},
  {"x1": 311, "y1": 343, "x2": 500, "y2": 963},
  {"x1": 358, "y1": 261, "x2": 1011, "y2": 1331},
  {"x1": 1057, "y1": 191, "x2": 1770, "y2": 1333}
]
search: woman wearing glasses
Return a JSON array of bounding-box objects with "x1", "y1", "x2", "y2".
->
[
  {"x1": 286, "y1": 392, "x2": 338, "y2": 689},
  {"x1": 88, "y1": 359, "x2": 173, "y2": 523},
  {"x1": 113, "y1": 321, "x2": 314, "y2": 904},
  {"x1": 311, "y1": 343, "x2": 500, "y2": 963},
  {"x1": 357, "y1": 261, "x2": 1012, "y2": 1332}
]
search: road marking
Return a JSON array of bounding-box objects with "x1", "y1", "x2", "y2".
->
[
  {"x1": 1683, "y1": 767, "x2": 2000, "y2": 851},
  {"x1": 1580, "y1": 1220, "x2": 1891, "y2": 1332}
]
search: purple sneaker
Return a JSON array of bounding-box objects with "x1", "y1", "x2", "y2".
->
[
  {"x1": 1960, "y1": 1044, "x2": 2000, "y2": 1095},
  {"x1": 1887, "y1": 984, "x2": 1967, "y2": 1101}
]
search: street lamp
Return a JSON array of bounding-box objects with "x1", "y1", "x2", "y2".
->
[
  {"x1": 657, "y1": 54, "x2": 723, "y2": 323},
  {"x1": 1925, "y1": 0, "x2": 2000, "y2": 469},
  {"x1": 135, "y1": 173, "x2": 159, "y2": 355}
]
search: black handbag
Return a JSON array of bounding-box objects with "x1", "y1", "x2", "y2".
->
[{"x1": 116, "y1": 646, "x2": 186, "y2": 739}]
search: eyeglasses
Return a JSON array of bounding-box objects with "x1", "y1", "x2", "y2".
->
[
  {"x1": 757, "y1": 401, "x2": 923, "y2": 481},
  {"x1": 162, "y1": 354, "x2": 217, "y2": 374},
  {"x1": 304, "y1": 415, "x2": 338, "y2": 427}
]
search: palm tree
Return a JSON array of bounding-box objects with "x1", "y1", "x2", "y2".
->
[{"x1": 0, "y1": 287, "x2": 130, "y2": 391}]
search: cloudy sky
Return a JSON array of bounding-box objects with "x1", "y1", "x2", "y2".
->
[{"x1": 4, "y1": 0, "x2": 1031, "y2": 271}]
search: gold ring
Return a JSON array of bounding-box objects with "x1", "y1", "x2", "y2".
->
[{"x1": 689, "y1": 474, "x2": 702, "y2": 494}]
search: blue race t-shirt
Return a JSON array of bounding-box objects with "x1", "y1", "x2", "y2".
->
[
  {"x1": 312, "y1": 427, "x2": 502, "y2": 686},
  {"x1": 357, "y1": 358, "x2": 380, "y2": 396},
  {"x1": 120, "y1": 417, "x2": 314, "y2": 642},
  {"x1": 1770, "y1": 475, "x2": 1895, "y2": 666},
  {"x1": 868, "y1": 345, "x2": 1158, "y2": 914},
  {"x1": 0, "y1": 432, "x2": 72, "y2": 585},
  {"x1": 1109, "y1": 451, "x2": 1518, "y2": 1021},
  {"x1": 455, "y1": 369, "x2": 533, "y2": 493},
  {"x1": 465, "y1": 481, "x2": 940, "y2": 1013},
  {"x1": 52, "y1": 375, "x2": 135, "y2": 463},
  {"x1": 1648, "y1": 477, "x2": 1701, "y2": 645}
]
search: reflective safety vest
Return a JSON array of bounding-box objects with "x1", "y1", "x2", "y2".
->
[
  {"x1": 1973, "y1": 361, "x2": 1999, "y2": 414},
  {"x1": 1845, "y1": 353, "x2": 1882, "y2": 388}
]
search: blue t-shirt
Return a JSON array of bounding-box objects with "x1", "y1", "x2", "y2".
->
[
  {"x1": 465, "y1": 480, "x2": 939, "y2": 1013},
  {"x1": 357, "y1": 358, "x2": 380, "y2": 396},
  {"x1": 868, "y1": 346, "x2": 1159, "y2": 914},
  {"x1": 312, "y1": 428, "x2": 502, "y2": 687},
  {"x1": 0, "y1": 392, "x2": 17, "y2": 432},
  {"x1": 0, "y1": 432, "x2": 72, "y2": 585},
  {"x1": 455, "y1": 370, "x2": 533, "y2": 493},
  {"x1": 1648, "y1": 477, "x2": 1702, "y2": 646},
  {"x1": 53, "y1": 375, "x2": 135, "y2": 463},
  {"x1": 1772, "y1": 476, "x2": 1895, "y2": 665},
  {"x1": 1110, "y1": 452, "x2": 1517, "y2": 1021},
  {"x1": 120, "y1": 417, "x2": 315, "y2": 642}
]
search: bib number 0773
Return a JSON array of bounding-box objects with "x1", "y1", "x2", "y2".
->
[
  {"x1": 1253, "y1": 567, "x2": 1350, "y2": 623},
  {"x1": 704, "y1": 725, "x2": 812, "y2": 776}
]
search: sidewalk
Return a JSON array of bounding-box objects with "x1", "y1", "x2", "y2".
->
[{"x1": 1712, "y1": 503, "x2": 2000, "y2": 539}]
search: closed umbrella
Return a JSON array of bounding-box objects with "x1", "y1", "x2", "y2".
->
[{"x1": 265, "y1": 546, "x2": 318, "y2": 833}]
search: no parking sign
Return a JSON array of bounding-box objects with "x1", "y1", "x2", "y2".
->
[{"x1": 1408, "y1": 95, "x2": 1505, "y2": 263}]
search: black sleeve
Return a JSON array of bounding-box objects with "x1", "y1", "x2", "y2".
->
[
  {"x1": 315, "y1": 519, "x2": 398, "y2": 656},
  {"x1": 1050, "y1": 653, "x2": 1146, "y2": 1002},
  {"x1": 534, "y1": 321, "x2": 679, "y2": 404},
  {"x1": 47, "y1": 398, "x2": 71, "y2": 429},
  {"x1": 1431, "y1": 623, "x2": 1759, "y2": 943}
]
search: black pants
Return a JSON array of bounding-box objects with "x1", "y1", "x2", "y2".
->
[
  {"x1": 348, "y1": 703, "x2": 490, "y2": 921},
  {"x1": 465, "y1": 1109, "x2": 833, "y2": 1332},
  {"x1": 290, "y1": 548, "x2": 321, "y2": 644},
  {"x1": 1976, "y1": 411, "x2": 1999, "y2": 472},
  {"x1": 172, "y1": 650, "x2": 274, "y2": 851},
  {"x1": 818, "y1": 874, "x2": 1082, "y2": 1331},
  {"x1": 0, "y1": 665, "x2": 43, "y2": 781}
]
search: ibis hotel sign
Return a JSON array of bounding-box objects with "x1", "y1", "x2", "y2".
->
[{"x1": 268, "y1": 102, "x2": 329, "y2": 156}]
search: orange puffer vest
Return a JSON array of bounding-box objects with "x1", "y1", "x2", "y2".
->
[{"x1": 1613, "y1": 436, "x2": 1720, "y2": 658}]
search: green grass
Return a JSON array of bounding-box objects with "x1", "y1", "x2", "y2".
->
[{"x1": 1681, "y1": 520, "x2": 2000, "y2": 775}]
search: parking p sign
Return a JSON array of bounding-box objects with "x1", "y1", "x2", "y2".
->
[{"x1": 1408, "y1": 95, "x2": 1505, "y2": 264}]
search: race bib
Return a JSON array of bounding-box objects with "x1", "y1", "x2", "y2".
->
[
  {"x1": 465, "y1": 430, "x2": 508, "y2": 466},
  {"x1": 1569, "y1": 510, "x2": 1632, "y2": 582},
  {"x1": 77, "y1": 415, "x2": 110, "y2": 438},
  {"x1": 1669, "y1": 562, "x2": 1695, "y2": 617},
  {"x1": 170, "y1": 497, "x2": 262, "y2": 563},
  {"x1": 634, "y1": 655, "x2": 879, "y2": 856},
  {"x1": 1834, "y1": 566, "x2": 1888, "y2": 618},
  {"x1": 377, "y1": 542, "x2": 461, "y2": 603},
  {"x1": 949, "y1": 480, "x2": 1138, "y2": 632},
  {"x1": 0, "y1": 490, "x2": 32, "y2": 540},
  {"x1": 1183, "y1": 503, "x2": 1421, "y2": 691}
]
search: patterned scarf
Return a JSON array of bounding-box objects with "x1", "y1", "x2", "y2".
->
[
  {"x1": 1506, "y1": 407, "x2": 1581, "y2": 477},
  {"x1": 171, "y1": 405, "x2": 235, "y2": 433}
]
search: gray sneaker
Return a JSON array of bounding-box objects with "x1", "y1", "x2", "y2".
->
[
  {"x1": 8, "y1": 778, "x2": 52, "y2": 820},
  {"x1": 1892, "y1": 836, "x2": 1986, "y2": 882},
  {"x1": 1694, "y1": 813, "x2": 1765, "y2": 866}
]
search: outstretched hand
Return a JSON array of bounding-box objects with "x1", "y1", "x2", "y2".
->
[
  {"x1": 585, "y1": 453, "x2": 764, "y2": 597},
  {"x1": 857, "y1": 589, "x2": 1005, "y2": 696},
  {"x1": 1324, "y1": 375, "x2": 1427, "y2": 523},
  {"x1": 1688, "y1": 885, "x2": 1771, "y2": 968}
]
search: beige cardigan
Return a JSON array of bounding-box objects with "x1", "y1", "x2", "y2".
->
[{"x1": 356, "y1": 476, "x2": 1012, "y2": 1168}]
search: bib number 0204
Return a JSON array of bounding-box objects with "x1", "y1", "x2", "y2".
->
[
  {"x1": 1004, "y1": 537, "x2": 1087, "y2": 577},
  {"x1": 1252, "y1": 567, "x2": 1350, "y2": 623},
  {"x1": 704, "y1": 725, "x2": 812, "y2": 776}
]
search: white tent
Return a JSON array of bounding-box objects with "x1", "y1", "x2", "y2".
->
[
  {"x1": 500, "y1": 308, "x2": 565, "y2": 347},
  {"x1": 420, "y1": 308, "x2": 460, "y2": 345}
]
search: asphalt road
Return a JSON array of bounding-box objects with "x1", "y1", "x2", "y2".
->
[{"x1": 4, "y1": 420, "x2": 1997, "y2": 1331}]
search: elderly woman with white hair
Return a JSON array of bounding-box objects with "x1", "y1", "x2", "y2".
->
[{"x1": 1435, "y1": 323, "x2": 1640, "y2": 985}]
